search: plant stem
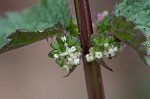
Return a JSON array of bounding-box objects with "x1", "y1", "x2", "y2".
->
[{"x1": 74, "y1": 0, "x2": 105, "y2": 99}]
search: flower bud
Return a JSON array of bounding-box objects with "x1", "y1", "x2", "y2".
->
[
  {"x1": 104, "y1": 43, "x2": 109, "y2": 48},
  {"x1": 54, "y1": 54, "x2": 59, "y2": 59},
  {"x1": 61, "y1": 36, "x2": 66, "y2": 42},
  {"x1": 71, "y1": 46, "x2": 76, "y2": 52},
  {"x1": 85, "y1": 54, "x2": 95, "y2": 62}
]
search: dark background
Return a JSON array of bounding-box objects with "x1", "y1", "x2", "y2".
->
[{"x1": 0, "y1": 0, "x2": 149, "y2": 99}]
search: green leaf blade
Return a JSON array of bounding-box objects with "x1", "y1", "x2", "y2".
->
[
  {"x1": 114, "y1": 0, "x2": 150, "y2": 66},
  {"x1": 0, "y1": 23, "x2": 63, "y2": 54},
  {"x1": 0, "y1": 0, "x2": 69, "y2": 54}
]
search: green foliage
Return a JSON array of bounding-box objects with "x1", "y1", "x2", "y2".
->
[
  {"x1": 66, "y1": 17, "x2": 79, "y2": 36},
  {"x1": 96, "y1": 15, "x2": 145, "y2": 47},
  {"x1": 0, "y1": 0, "x2": 69, "y2": 54},
  {"x1": 111, "y1": 16, "x2": 146, "y2": 44},
  {"x1": 114, "y1": 0, "x2": 150, "y2": 66},
  {"x1": 96, "y1": 16, "x2": 110, "y2": 34}
]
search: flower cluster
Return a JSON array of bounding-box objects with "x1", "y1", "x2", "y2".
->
[
  {"x1": 55, "y1": 37, "x2": 82, "y2": 71},
  {"x1": 85, "y1": 43, "x2": 119, "y2": 62},
  {"x1": 49, "y1": 35, "x2": 82, "y2": 71}
]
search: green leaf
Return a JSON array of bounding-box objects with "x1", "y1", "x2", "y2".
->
[
  {"x1": 50, "y1": 42, "x2": 60, "y2": 50},
  {"x1": 66, "y1": 17, "x2": 79, "y2": 36},
  {"x1": 0, "y1": 23, "x2": 62, "y2": 54},
  {"x1": 66, "y1": 35, "x2": 79, "y2": 47},
  {"x1": 114, "y1": 0, "x2": 150, "y2": 66},
  {"x1": 48, "y1": 49, "x2": 60, "y2": 58},
  {"x1": 97, "y1": 16, "x2": 110, "y2": 34},
  {"x1": 55, "y1": 57, "x2": 65, "y2": 66},
  {"x1": 0, "y1": 0, "x2": 69, "y2": 54},
  {"x1": 56, "y1": 35, "x2": 65, "y2": 46},
  {"x1": 110, "y1": 16, "x2": 144, "y2": 45}
]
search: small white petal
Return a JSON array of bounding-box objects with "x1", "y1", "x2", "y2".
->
[
  {"x1": 113, "y1": 47, "x2": 118, "y2": 52},
  {"x1": 74, "y1": 59, "x2": 80, "y2": 65},
  {"x1": 71, "y1": 46, "x2": 76, "y2": 52},
  {"x1": 104, "y1": 43, "x2": 109, "y2": 48},
  {"x1": 103, "y1": 52, "x2": 109, "y2": 58},
  {"x1": 108, "y1": 48, "x2": 114, "y2": 54},
  {"x1": 68, "y1": 57, "x2": 73, "y2": 62},
  {"x1": 60, "y1": 51, "x2": 69, "y2": 56},
  {"x1": 62, "y1": 36, "x2": 66, "y2": 42},
  {"x1": 76, "y1": 52, "x2": 82, "y2": 57},
  {"x1": 67, "y1": 46, "x2": 76, "y2": 53},
  {"x1": 69, "y1": 53, "x2": 78, "y2": 59},
  {"x1": 95, "y1": 52, "x2": 103, "y2": 59},
  {"x1": 85, "y1": 54, "x2": 95, "y2": 62},
  {"x1": 62, "y1": 65, "x2": 70, "y2": 71},
  {"x1": 54, "y1": 54, "x2": 59, "y2": 59},
  {"x1": 64, "y1": 43, "x2": 68, "y2": 47},
  {"x1": 85, "y1": 54, "x2": 90, "y2": 62}
]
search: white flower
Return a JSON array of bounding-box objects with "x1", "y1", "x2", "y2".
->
[
  {"x1": 103, "y1": 51, "x2": 109, "y2": 58},
  {"x1": 67, "y1": 57, "x2": 75, "y2": 65},
  {"x1": 76, "y1": 52, "x2": 82, "y2": 58},
  {"x1": 70, "y1": 46, "x2": 76, "y2": 52},
  {"x1": 85, "y1": 54, "x2": 90, "y2": 62},
  {"x1": 69, "y1": 53, "x2": 78, "y2": 59},
  {"x1": 67, "y1": 46, "x2": 76, "y2": 53},
  {"x1": 59, "y1": 51, "x2": 69, "y2": 56},
  {"x1": 108, "y1": 48, "x2": 116, "y2": 57},
  {"x1": 113, "y1": 47, "x2": 118, "y2": 52},
  {"x1": 62, "y1": 36, "x2": 66, "y2": 42},
  {"x1": 54, "y1": 54, "x2": 59, "y2": 59},
  {"x1": 74, "y1": 58, "x2": 80, "y2": 65},
  {"x1": 95, "y1": 52, "x2": 103, "y2": 59},
  {"x1": 68, "y1": 57, "x2": 73, "y2": 62},
  {"x1": 104, "y1": 43, "x2": 109, "y2": 48},
  {"x1": 62, "y1": 65, "x2": 70, "y2": 71},
  {"x1": 108, "y1": 48, "x2": 114, "y2": 54},
  {"x1": 85, "y1": 54, "x2": 95, "y2": 62},
  {"x1": 64, "y1": 43, "x2": 68, "y2": 47},
  {"x1": 60, "y1": 46, "x2": 76, "y2": 57}
]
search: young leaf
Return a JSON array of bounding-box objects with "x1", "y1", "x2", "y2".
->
[
  {"x1": 114, "y1": 0, "x2": 150, "y2": 66},
  {"x1": 66, "y1": 17, "x2": 79, "y2": 36},
  {"x1": 0, "y1": 0, "x2": 69, "y2": 54},
  {"x1": 111, "y1": 16, "x2": 146, "y2": 45}
]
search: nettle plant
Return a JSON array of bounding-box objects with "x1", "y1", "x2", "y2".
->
[{"x1": 0, "y1": 0, "x2": 150, "y2": 99}]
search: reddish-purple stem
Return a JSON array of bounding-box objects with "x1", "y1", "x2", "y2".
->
[{"x1": 74, "y1": 0, "x2": 106, "y2": 99}]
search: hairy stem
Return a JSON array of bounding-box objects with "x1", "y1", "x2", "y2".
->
[{"x1": 74, "y1": 0, "x2": 105, "y2": 99}]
